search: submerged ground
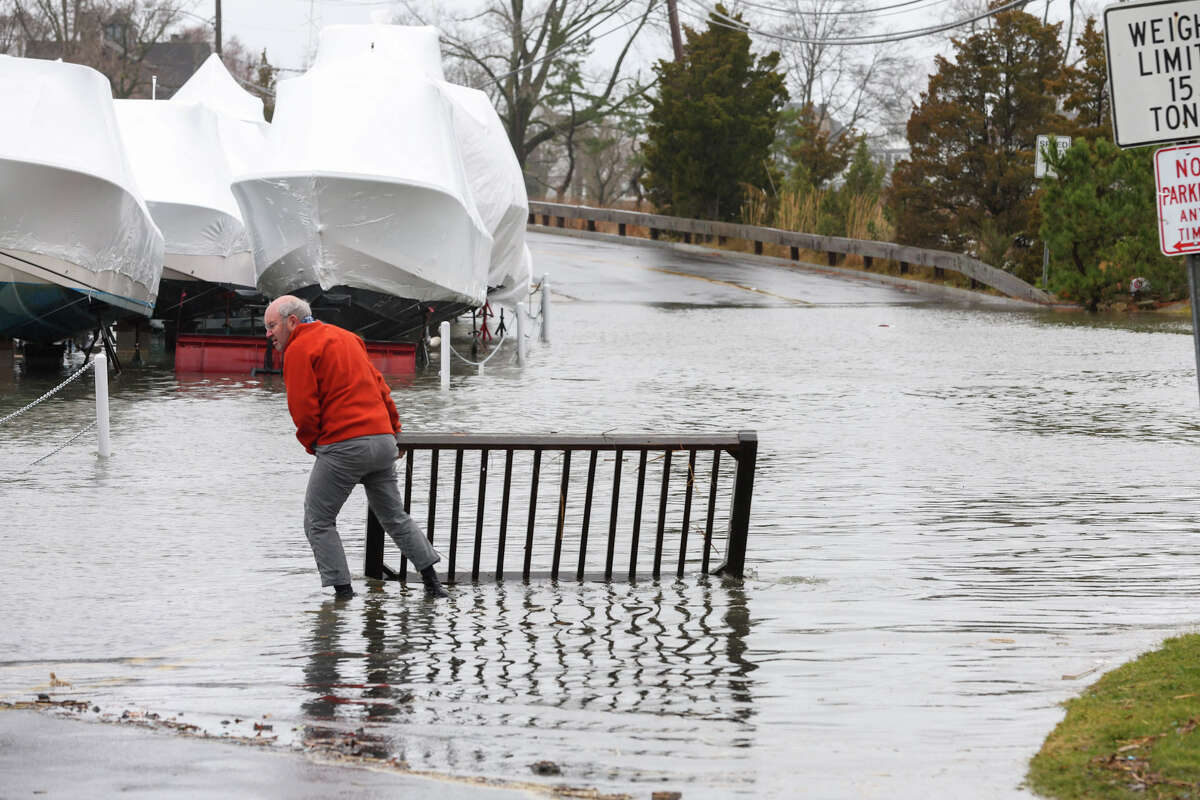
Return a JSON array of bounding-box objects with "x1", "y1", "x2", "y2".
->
[{"x1": 2, "y1": 231, "x2": 1200, "y2": 798}]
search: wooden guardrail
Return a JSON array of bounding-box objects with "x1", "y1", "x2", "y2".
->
[
  {"x1": 528, "y1": 201, "x2": 1053, "y2": 304},
  {"x1": 365, "y1": 431, "x2": 758, "y2": 584}
]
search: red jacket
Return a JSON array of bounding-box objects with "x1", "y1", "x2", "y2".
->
[{"x1": 282, "y1": 321, "x2": 400, "y2": 453}]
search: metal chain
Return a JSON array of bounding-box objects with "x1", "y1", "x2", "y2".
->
[
  {"x1": 448, "y1": 328, "x2": 509, "y2": 366},
  {"x1": 30, "y1": 419, "x2": 98, "y2": 466},
  {"x1": 0, "y1": 360, "x2": 95, "y2": 426}
]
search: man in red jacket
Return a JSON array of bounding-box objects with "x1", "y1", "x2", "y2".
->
[{"x1": 264, "y1": 294, "x2": 448, "y2": 600}]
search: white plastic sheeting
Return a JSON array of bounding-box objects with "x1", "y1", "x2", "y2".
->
[
  {"x1": 0, "y1": 55, "x2": 163, "y2": 316},
  {"x1": 442, "y1": 84, "x2": 532, "y2": 306},
  {"x1": 114, "y1": 100, "x2": 255, "y2": 287},
  {"x1": 232, "y1": 25, "x2": 493, "y2": 305},
  {"x1": 170, "y1": 53, "x2": 269, "y2": 179}
]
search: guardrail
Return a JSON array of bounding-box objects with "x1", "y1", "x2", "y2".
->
[
  {"x1": 364, "y1": 431, "x2": 758, "y2": 584},
  {"x1": 528, "y1": 200, "x2": 1052, "y2": 304}
]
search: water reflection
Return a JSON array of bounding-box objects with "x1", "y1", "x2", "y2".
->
[{"x1": 297, "y1": 581, "x2": 756, "y2": 790}]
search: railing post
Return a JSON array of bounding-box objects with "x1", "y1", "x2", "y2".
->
[
  {"x1": 364, "y1": 507, "x2": 385, "y2": 579},
  {"x1": 715, "y1": 430, "x2": 756, "y2": 578},
  {"x1": 439, "y1": 320, "x2": 450, "y2": 392},
  {"x1": 516, "y1": 303, "x2": 527, "y2": 365},
  {"x1": 94, "y1": 352, "x2": 110, "y2": 458},
  {"x1": 540, "y1": 274, "x2": 551, "y2": 344}
]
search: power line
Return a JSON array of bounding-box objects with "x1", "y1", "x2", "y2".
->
[
  {"x1": 683, "y1": 0, "x2": 1034, "y2": 45},
  {"x1": 734, "y1": 0, "x2": 953, "y2": 19}
]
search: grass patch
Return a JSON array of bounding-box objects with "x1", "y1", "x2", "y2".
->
[{"x1": 1028, "y1": 634, "x2": 1200, "y2": 799}]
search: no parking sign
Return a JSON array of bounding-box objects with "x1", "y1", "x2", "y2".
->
[{"x1": 1154, "y1": 143, "x2": 1200, "y2": 255}]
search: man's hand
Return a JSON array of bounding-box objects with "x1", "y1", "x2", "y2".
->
[{"x1": 395, "y1": 432, "x2": 406, "y2": 460}]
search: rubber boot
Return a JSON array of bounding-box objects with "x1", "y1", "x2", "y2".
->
[
  {"x1": 420, "y1": 566, "x2": 450, "y2": 599},
  {"x1": 334, "y1": 583, "x2": 354, "y2": 600}
]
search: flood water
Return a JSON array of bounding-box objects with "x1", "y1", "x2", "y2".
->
[{"x1": 3, "y1": 231, "x2": 1200, "y2": 798}]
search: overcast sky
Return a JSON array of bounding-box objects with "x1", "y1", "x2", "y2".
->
[{"x1": 209, "y1": 0, "x2": 1095, "y2": 87}]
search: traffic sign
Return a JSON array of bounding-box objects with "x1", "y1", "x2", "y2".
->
[
  {"x1": 1154, "y1": 143, "x2": 1200, "y2": 255},
  {"x1": 1035, "y1": 134, "x2": 1071, "y2": 178},
  {"x1": 1105, "y1": 0, "x2": 1200, "y2": 148}
]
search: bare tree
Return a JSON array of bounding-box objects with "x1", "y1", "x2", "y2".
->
[
  {"x1": 400, "y1": 0, "x2": 658, "y2": 174},
  {"x1": 758, "y1": 0, "x2": 916, "y2": 142},
  {"x1": 9, "y1": 0, "x2": 188, "y2": 97}
]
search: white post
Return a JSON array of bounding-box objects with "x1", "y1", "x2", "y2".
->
[
  {"x1": 539, "y1": 273, "x2": 551, "y2": 344},
  {"x1": 516, "y1": 303, "x2": 527, "y2": 366},
  {"x1": 94, "y1": 352, "x2": 111, "y2": 458},
  {"x1": 152, "y1": 75, "x2": 157, "y2": 100},
  {"x1": 439, "y1": 320, "x2": 450, "y2": 392}
]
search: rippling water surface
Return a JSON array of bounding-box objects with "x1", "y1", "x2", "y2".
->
[{"x1": 3, "y1": 235, "x2": 1200, "y2": 798}]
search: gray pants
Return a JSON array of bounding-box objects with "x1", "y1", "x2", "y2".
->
[{"x1": 304, "y1": 434, "x2": 440, "y2": 586}]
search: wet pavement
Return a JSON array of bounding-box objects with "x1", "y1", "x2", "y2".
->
[
  {"x1": 3, "y1": 229, "x2": 1200, "y2": 798},
  {"x1": 0, "y1": 709, "x2": 536, "y2": 799}
]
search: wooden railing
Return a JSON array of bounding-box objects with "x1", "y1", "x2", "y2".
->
[
  {"x1": 528, "y1": 200, "x2": 1053, "y2": 304},
  {"x1": 365, "y1": 431, "x2": 758, "y2": 583}
]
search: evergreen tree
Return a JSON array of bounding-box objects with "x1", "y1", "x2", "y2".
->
[
  {"x1": 1040, "y1": 139, "x2": 1181, "y2": 310},
  {"x1": 642, "y1": 5, "x2": 788, "y2": 221},
  {"x1": 779, "y1": 103, "x2": 858, "y2": 190},
  {"x1": 1053, "y1": 17, "x2": 1110, "y2": 139},
  {"x1": 887, "y1": 9, "x2": 1066, "y2": 281}
]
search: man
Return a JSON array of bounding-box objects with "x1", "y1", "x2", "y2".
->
[{"x1": 264, "y1": 294, "x2": 449, "y2": 599}]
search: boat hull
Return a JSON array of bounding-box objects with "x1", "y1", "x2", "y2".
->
[
  {"x1": 233, "y1": 173, "x2": 490, "y2": 306},
  {"x1": 0, "y1": 158, "x2": 163, "y2": 341}
]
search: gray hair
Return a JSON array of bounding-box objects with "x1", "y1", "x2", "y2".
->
[{"x1": 274, "y1": 296, "x2": 312, "y2": 321}]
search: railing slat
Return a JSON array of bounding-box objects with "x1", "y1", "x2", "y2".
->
[
  {"x1": 449, "y1": 448, "x2": 463, "y2": 578},
  {"x1": 497, "y1": 449, "x2": 513, "y2": 579},
  {"x1": 578, "y1": 450, "x2": 598, "y2": 581},
  {"x1": 551, "y1": 450, "x2": 571, "y2": 580},
  {"x1": 400, "y1": 448, "x2": 414, "y2": 577},
  {"x1": 524, "y1": 449, "x2": 541, "y2": 580},
  {"x1": 427, "y1": 449, "x2": 439, "y2": 549},
  {"x1": 653, "y1": 449, "x2": 672, "y2": 579},
  {"x1": 606, "y1": 449, "x2": 622, "y2": 580},
  {"x1": 677, "y1": 449, "x2": 696, "y2": 579},
  {"x1": 702, "y1": 449, "x2": 720, "y2": 574},
  {"x1": 629, "y1": 450, "x2": 648, "y2": 581},
  {"x1": 472, "y1": 448, "x2": 488, "y2": 581}
]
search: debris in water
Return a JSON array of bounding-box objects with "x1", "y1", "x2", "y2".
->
[{"x1": 530, "y1": 760, "x2": 561, "y2": 775}]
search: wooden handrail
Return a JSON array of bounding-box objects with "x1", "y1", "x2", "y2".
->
[{"x1": 528, "y1": 200, "x2": 1053, "y2": 304}]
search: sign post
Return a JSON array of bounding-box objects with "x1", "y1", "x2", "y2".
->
[{"x1": 1035, "y1": 134, "x2": 1070, "y2": 288}]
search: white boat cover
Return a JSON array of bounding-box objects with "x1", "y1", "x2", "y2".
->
[
  {"x1": 315, "y1": 26, "x2": 530, "y2": 305},
  {"x1": 114, "y1": 100, "x2": 255, "y2": 287},
  {"x1": 169, "y1": 53, "x2": 269, "y2": 179},
  {"x1": 0, "y1": 55, "x2": 163, "y2": 316},
  {"x1": 441, "y1": 83, "x2": 532, "y2": 306},
  {"x1": 171, "y1": 53, "x2": 264, "y2": 123},
  {"x1": 232, "y1": 26, "x2": 492, "y2": 305}
]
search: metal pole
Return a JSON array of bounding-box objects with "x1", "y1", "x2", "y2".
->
[
  {"x1": 516, "y1": 303, "x2": 527, "y2": 366},
  {"x1": 94, "y1": 352, "x2": 111, "y2": 458},
  {"x1": 540, "y1": 273, "x2": 550, "y2": 344},
  {"x1": 439, "y1": 320, "x2": 450, "y2": 392},
  {"x1": 151, "y1": 75, "x2": 157, "y2": 100},
  {"x1": 1042, "y1": 243, "x2": 1050, "y2": 289},
  {"x1": 1188, "y1": 254, "x2": 1200, "y2": 406}
]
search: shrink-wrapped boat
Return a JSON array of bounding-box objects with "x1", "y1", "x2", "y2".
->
[
  {"x1": 231, "y1": 25, "x2": 492, "y2": 340},
  {"x1": 0, "y1": 56, "x2": 163, "y2": 343},
  {"x1": 114, "y1": 100, "x2": 254, "y2": 288}
]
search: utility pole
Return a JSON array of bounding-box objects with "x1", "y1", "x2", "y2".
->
[
  {"x1": 666, "y1": 0, "x2": 683, "y2": 61},
  {"x1": 215, "y1": 0, "x2": 222, "y2": 56}
]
